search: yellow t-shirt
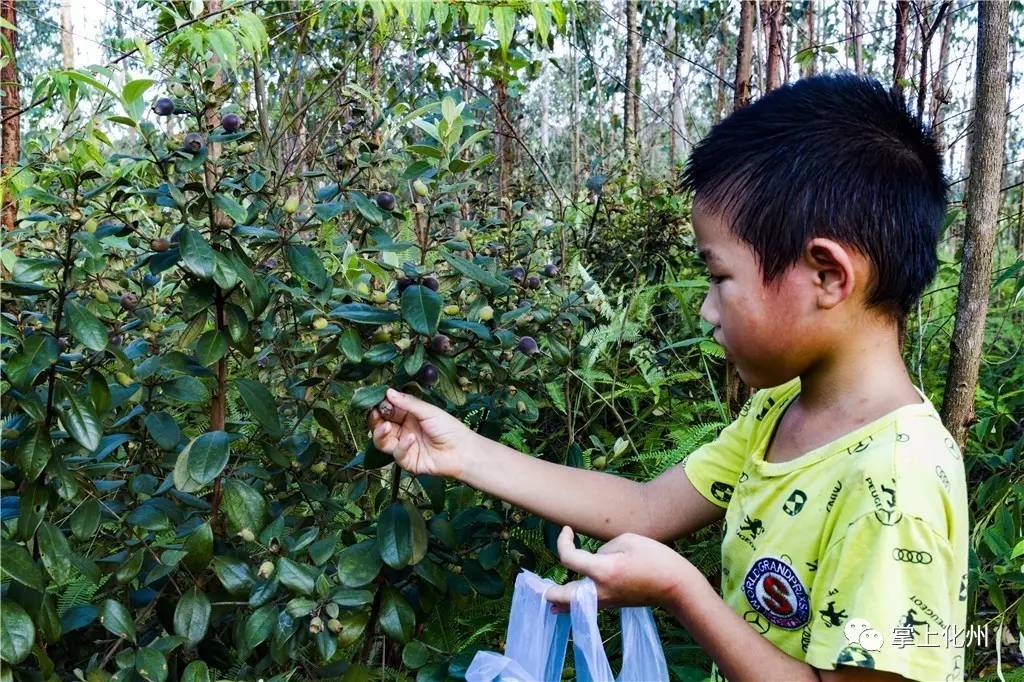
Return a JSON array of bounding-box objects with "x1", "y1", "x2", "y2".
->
[{"x1": 683, "y1": 378, "x2": 969, "y2": 682}]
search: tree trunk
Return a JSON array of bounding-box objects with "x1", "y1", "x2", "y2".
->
[
  {"x1": 1, "y1": 0, "x2": 19, "y2": 235},
  {"x1": 714, "y1": 25, "x2": 729, "y2": 121},
  {"x1": 848, "y1": 0, "x2": 863, "y2": 74},
  {"x1": 761, "y1": 0, "x2": 784, "y2": 92},
  {"x1": 893, "y1": 0, "x2": 911, "y2": 96},
  {"x1": 495, "y1": 76, "x2": 513, "y2": 213},
  {"x1": 60, "y1": 1, "x2": 74, "y2": 69},
  {"x1": 669, "y1": 4, "x2": 688, "y2": 165},
  {"x1": 930, "y1": 3, "x2": 954, "y2": 153},
  {"x1": 802, "y1": 0, "x2": 816, "y2": 78},
  {"x1": 940, "y1": 0, "x2": 1009, "y2": 448},
  {"x1": 623, "y1": 0, "x2": 639, "y2": 172},
  {"x1": 570, "y1": 12, "x2": 581, "y2": 196},
  {"x1": 734, "y1": 1, "x2": 754, "y2": 109}
]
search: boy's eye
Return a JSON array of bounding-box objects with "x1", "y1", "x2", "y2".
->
[{"x1": 710, "y1": 275, "x2": 726, "y2": 284}]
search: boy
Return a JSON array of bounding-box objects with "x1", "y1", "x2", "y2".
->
[{"x1": 369, "y1": 73, "x2": 968, "y2": 682}]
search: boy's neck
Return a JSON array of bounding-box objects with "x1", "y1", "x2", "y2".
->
[{"x1": 796, "y1": 321, "x2": 922, "y2": 417}]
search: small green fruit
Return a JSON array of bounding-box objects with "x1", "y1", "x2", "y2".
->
[
  {"x1": 412, "y1": 178, "x2": 429, "y2": 197},
  {"x1": 83, "y1": 219, "x2": 97, "y2": 233},
  {"x1": 237, "y1": 528, "x2": 256, "y2": 543},
  {"x1": 115, "y1": 371, "x2": 133, "y2": 387},
  {"x1": 593, "y1": 456, "x2": 607, "y2": 470},
  {"x1": 311, "y1": 461, "x2": 327, "y2": 474},
  {"x1": 312, "y1": 317, "x2": 328, "y2": 330},
  {"x1": 94, "y1": 289, "x2": 109, "y2": 304},
  {"x1": 258, "y1": 561, "x2": 275, "y2": 579},
  {"x1": 372, "y1": 291, "x2": 388, "y2": 304},
  {"x1": 355, "y1": 282, "x2": 371, "y2": 296},
  {"x1": 327, "y1": 618, "x2": 343, "y2": 634},
  {"x1": 443, "y1": 304, "x2": 460, "y2": 316},
  {"x1": 284, "y1": 196, "x2": 300, "y2": 214},
  {"x1": 478, "y1": 305, "x2": 494, "y2": 322}
]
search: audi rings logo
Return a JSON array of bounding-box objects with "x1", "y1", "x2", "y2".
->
[{"x1": 891, "y1": 548, "x2": 933, "y2": 564}]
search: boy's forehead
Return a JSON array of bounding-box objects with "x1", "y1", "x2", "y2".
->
[{"x1": 692, "y1": 204, "x2": 730, "y2": 249}]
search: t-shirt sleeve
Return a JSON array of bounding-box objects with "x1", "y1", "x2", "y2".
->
[
  {"x1": 804, "y1": 512, "x2": 964, "y2": 682},
  {"x1": 682, "y1": 395, "x2": 760, "y2": 509}
]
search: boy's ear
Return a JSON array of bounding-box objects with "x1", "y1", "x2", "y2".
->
[{"x1": 803, "y1": 238, "x2": 856, "y2": 309}]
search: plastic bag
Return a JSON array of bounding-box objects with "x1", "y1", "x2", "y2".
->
[{"x1": 465, "y1": 570, "x2": 668, "y2": 682}]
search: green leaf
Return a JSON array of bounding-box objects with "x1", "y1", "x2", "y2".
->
[
  {"x1": 403, "y1": 640, "x2": 429, "y2": 668},
  {"x1": 180, "y1": 228, "x2": 216, "y2": 279},
  {"x1": 121, "y1": 78, "x2": 154, "y2": 106},
  {"x1": 351, "y1": 385, "x2": 387, "y2": 410},
  {"x1": 235, "y1": 379, "x2": 282, "y2": 437},
  {"x1": 99, "y1": 599, "x2": 136, "y2": 642},
  {"x1": 37, "y1": 522, "x2": 73, "y2": 584},
  {"x1": 173, "y1": 588, "x2": 210, "y2": 646},
  {"x1": 336, "y1": 540, "x2": 382, "y2": 588},
  {"x1": 401, "y1": 285, "x2": 442, "y2": 336},
  {"x1": 377, "y1": 500, "x2": 428, "y2": 569},
  {"x1": 184, "y1": 431, "x2": 230, "y2": 486},
  {"x1": 7, "y1": 334, "x2": 58, "y2": 391},
  {"x1": 69, "y1": 499, "x2": 100, "y2": 540},
  {"x1": 183, "y1": 522, "x2": 214, "y2": 572},
  {"x1": 492, "y1": 5, "x2": 516, "y2": 53},
  {"x1": 531, "y1": 2, "x2": 550, "y2": 43},
  {"x1": 212, "y1": 194, "x2": 247, "y2": 224},
  {"x1": 193, "y1": 329, "x2": 228, "y2": 366},
  {"x1": 287, "y1": 244, "x2": 328, "y2": 288},
  {"x1": 0, "y1": 539, "x2": 44, "y2": 591},
  {"x1": 134, "y1": 647, "x2": 168, "y2": 682},
  {"x1": 212, "y1": 556, "x2": 254, "y2": 595},
  {"x1": 441, "y1": 252, "x2": 512, "y2": 292},
  {"x1": 330, "y1": 303, "x2": 400, "y2": 325},
  {"x1": 180, "y1": 661, "x2": 211, "y2": 682},
  {"x1": 0, "y1": 601, "x2": 35, "y2": 663},
  {"x1": 379, "y1": 586, "x2": 415, "y2": 643},
  {"x1": 243, "y1": 604, "x2": 277, "y2": 649},
  {"x1": 350, "y1": 192, "x2": 384, "y2": 225},
  {"x1": 57, "y1": 387, "x2": 102, "y2": 452},
  {"x1": 64, "y1": 299, "x2": 108, "y2": 351},
  {"x1": 275, "y1": 558, "x2": 317, "y2": 595},
  {"x1": 16, "y1": 424, "x2": 52, "y2": 481},
  {"x1": 144, "y1": 411, "x2": 182, "y2": 451},
  {"x1": 222, "y1": 479, "x2": 267, "y2": 536}
]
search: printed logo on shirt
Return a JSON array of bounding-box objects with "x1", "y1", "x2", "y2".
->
[
  {"x1": 944, "y1": 437, "x2": 961, "y2": 460},
  {"x1": 891, "y1": 547, "x2": 933, "y2": 564},
  {"x1": 908, "y1": 595, "x2": 947, "y2": 630},
  {"x1": 737, "y1": 514, "x2": 765, "y2": 548},
  {"x1": 818, "y1": 601, "x2": 848, "y2": 628},
  {"x1": 900, "y1": 608, "x2": 929, "y2": 637},
  {"x1": 783, "y1": 489, "x2": 807, "y2": 516},
  {"x1": 896, "y1": 432, "x2": 910, "y2": 442},
  {"x1": 710, "y1": 481, "x2": 734, "y2": 504},
  {"x1": 959, "y1": 574, "x2": 968, "y2": 601},
  {"x1": 755, "y1": 396, "x2": 777, "y2": 421},
  {"x1": 742, "y1": 556, "x2": 810, "y2": 629},
  {"x1": 846, "y1": 435, "x2": 874, "y2": 455},
  {"x1": 865, "y1": 476, "x2": 902, "y2": 526},
  {"x1": 836, "y1": 644, "x2": 875, "y2": 668},
  {"x1": 936, "y1": 465, "x2": 951, "y2": 491},
  {"x1": 826, "y1": 480, "x2": 843, "y2": 513}
]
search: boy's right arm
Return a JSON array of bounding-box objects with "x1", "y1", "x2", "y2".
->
[{"x1": 370, "y1": 389, "x2": 724, "y2": 543}]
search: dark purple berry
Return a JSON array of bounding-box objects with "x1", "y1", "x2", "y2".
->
[
  {"x1": 525, "y1": 275, "x2": 541, "y2": 289},
  {"x1": 119, "y1": 292, "x2": 139, "y2": 311},
  {"x1": 517, "y1": 336, "x2": 539, "y2": 356},
  {"x1": 182, "y1": 133, "x2": 205, "y2": 155},
  {"x1": 429, "y1": 334, "x2": 452, "y2": 354},
  {"x1": 221, "y1": 113, "x2": 241, "y2": 132},
  {"x1": 376, "y1": 191, "x2": 396, "y2": 211},
  {"x1": 508, "y1": 266, "x2": 525, "y2": 283},
  {"x1": 417, "y1": 362, "x2": 438, "y2": 387},
  {"x1": 422, "y1": 276, "x2": 439, "y2": 292},
  {"x1": 152, "y1": 97, "x2": 175, "y2": 116},
  {"x1": 397, "y1": 277, "x2": 413, "y2": 293},
  {"x1": 542, "y1": 263, "x2": 559, "y2": 277}
]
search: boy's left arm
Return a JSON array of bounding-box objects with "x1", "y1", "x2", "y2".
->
[{"x1": 545, "y1": 527, "x2": 909, "y2": 682}]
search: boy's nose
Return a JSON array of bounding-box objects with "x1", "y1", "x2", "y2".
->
[{"x1": 700, "y1": 294, "x2": 719, "y2": 328}]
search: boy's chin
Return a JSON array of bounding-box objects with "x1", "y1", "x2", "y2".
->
[{"x1": 735, "y1": 364, "x2": 796, "y2": 391}]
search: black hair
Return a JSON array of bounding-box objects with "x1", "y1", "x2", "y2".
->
[{"x1": 679, "y1": 72, "x2": 948, "y2": 318}]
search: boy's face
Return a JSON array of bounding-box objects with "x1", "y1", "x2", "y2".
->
[{"x1": 692, "y1": 203, "x2": 825, "y2": 389}]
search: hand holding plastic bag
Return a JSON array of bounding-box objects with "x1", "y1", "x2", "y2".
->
[{"x1": 466, "y1": 570, "x2": 668, "y2": 682}]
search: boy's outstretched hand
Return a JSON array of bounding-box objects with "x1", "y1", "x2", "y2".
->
[
  {"x1": 369, "y1": 388, "x2": 473, "y2": 478},
  {"x1": 545, "y1": 526, "x2": 698, "y2": 613}
]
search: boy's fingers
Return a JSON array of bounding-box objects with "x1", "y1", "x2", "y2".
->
[
  {"x1": 556, "y1": 526, "x2": 603, "y2": 577},
  {"x1": 373, "y1": 422, "x2": 397, "y2": 452},
  {"x1": 393, "y1": 431, "x2": 417, "y2": 464},
  {"x1": 385, "y1": 389, "x2": 443, "y2": 422},
  {"x1": 544, "y1": 582, "x2": 577, "y2": 606}
]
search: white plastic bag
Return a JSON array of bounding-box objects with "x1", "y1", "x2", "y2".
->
[{"x1": 465, "y1": 570, "x2": 668, "y2": 682}]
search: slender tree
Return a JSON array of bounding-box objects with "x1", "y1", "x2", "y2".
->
[
  {"x1": 60, "y1": 0, "x2": 74, "y2": 69},
  {"x1": 893, "y1": 0, "x2": 911, "y2": 95},
  {"x1": 761, "y1": 0, "x2": 784, "y2": 92},
  {"x1": 623, "y1": 0, "x2": 639, "y2": 171},
  {"x1": 734, "y1": 0, "x2": 754, "y2": 110},
  {"x1": 802, "y1": 0, "x2": 816, "y2": 78},
  {"x1": 941, "y1": 0, "x2": 1009, "y2": 448},
  {"x1": 1, "y1": 0, "x2": 18, "y2": 235},
  {"x1": 929, "y1": 2, "x2": 955, "y2": 153}
]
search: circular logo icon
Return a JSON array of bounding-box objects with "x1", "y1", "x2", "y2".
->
[{"x1": 742, "y1": 556, "x2": 810, "y2": 629}]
